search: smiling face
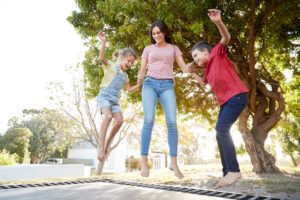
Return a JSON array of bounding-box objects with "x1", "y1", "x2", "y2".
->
[
  {"x1": 191, "y1": 48, "x2": 210, "y2": 67},
  {"x1": 120, "y1": 55, "x2": 136, "y2": 71},
  {"x1": 151, "y1": 26, "x2": 166, "y2": 45}
]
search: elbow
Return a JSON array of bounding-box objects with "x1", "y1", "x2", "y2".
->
[
  {"x1": 221, "y1": 36, "x2": 231, "y2": 46},
  {"x1": 225, "y1": 33, "x2": 231, "y2": 44}
]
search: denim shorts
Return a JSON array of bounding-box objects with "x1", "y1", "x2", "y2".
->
[{"x1": 97, "y1": 95, "x2": 121, "y2": 113}]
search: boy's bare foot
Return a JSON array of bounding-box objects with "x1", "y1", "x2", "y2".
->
[
  {"x1": 216, "y1": 172, "x2": 242, "y2": 187},
  {"x1": 140, "y1": 156, "x2": 149, "y2": 177},
  {"x1": 97, "y1": 145, "x2": 105, "y2": 162}
]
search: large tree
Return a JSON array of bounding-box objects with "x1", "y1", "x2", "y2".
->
[
  {"x1": 8, "y1": 109, "x2": 76, "y2": 163},
  {"x1": 68, "y1": 0, "x2": 299, "y2": 173},
  {"x1": 0, "y1": 128, "x2": 32, "y2": 163}
]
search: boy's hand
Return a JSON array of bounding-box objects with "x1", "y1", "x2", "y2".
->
[
  {"x1": 208, "y1": 9, "x2": 222, "y2": 23},
  {"x1": 97, "y1": 31, "x2": 106, "y2": 43},
  {"x1": 187, "y1": 62, "x2": 197, "y2": 73}
]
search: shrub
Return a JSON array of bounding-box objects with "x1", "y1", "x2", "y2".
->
[
  {"x1": 125, "y1": 156, "x2": 153, "y2": 171},
  {"x1": 0, "y1": 150, "x2": 17, "y2": 165}
]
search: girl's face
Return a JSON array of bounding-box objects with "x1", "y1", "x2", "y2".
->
[
  {"x1": 191, "y1": 49, "x2": 209, "y2": 67},
  {"x1": 152, "y1": 26, "x2": 166, "y2": 45},
  {"x1": 120, "y1": 55, "x2": 135, "y2": 71}
]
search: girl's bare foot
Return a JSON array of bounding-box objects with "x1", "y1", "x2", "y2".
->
[
  {"x1": 216, "y1": 172, "x2": 242, "y2": 187},
  {"x1": 140, "y1": 156, "x2": 149, "y2": 177}
]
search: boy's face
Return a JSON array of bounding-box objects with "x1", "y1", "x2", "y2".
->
[
  {"x1": 191, "y1": 49, "x2": 209, "y2": 67},
  {"x1": 120, "y1": 55, "x2": 135, "y2": 71}
]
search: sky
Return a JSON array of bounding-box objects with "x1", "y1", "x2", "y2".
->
[{"x1": 0, "y1": 0, "x2": 86, "y2": 132}]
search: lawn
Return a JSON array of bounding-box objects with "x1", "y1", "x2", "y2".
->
[{"x1": 1, "y1": 162, "x2": 299, "y2": 199}]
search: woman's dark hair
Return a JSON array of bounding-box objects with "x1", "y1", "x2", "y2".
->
[{"x1": 149, "y1": 20, "x2": 173, "y2": 44}]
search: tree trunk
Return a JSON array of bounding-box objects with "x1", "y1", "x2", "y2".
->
[
  {"x1": 95, "y1": 150, "x2": 111, "y2": 175},
  {"x1": 289, "y1": 152, "x2": 298, "y2": 167},
  {"x1": 96, "y1": 161, "x2": 105, "y2": 175},
  {"x1": 239, "y1": 107, "x2": 281, "y2": 173}
]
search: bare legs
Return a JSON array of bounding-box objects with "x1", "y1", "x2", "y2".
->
[
  {"x1": 140, "y1": 156, "x2": 149, "y2": 177},
  {"x1": 97, "y1": 109, "x2": 123, "y2": 162}
]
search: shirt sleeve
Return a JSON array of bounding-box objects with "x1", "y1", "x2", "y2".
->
[
  {"x1": 174, "y1": 45, "x2": 183, "y2": 57},
  {"x1": 102, "y1": 60, "x2": 114, "y2": 69},
  {"x1": 213, "y1": 42, "x2": 227, "y2": 55},
  {"x1": 141, "y1": 46, "x2": 150, "y2": 59}
]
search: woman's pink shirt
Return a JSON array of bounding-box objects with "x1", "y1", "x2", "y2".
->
[{"x1": 141, "y1": 44, "x2": 182, "y2": 79}]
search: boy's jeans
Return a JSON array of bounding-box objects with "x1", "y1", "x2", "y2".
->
[
  {"x1": 141, "y1": 77, "x2": 178, "y2": 157},
  {"x1": 216, "y1": 92, "x2": 247, "y2": 176}
]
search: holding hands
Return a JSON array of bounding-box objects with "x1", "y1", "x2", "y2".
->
[{"x1": 186, "y1": 62, "x2": 197, "y2": 73}]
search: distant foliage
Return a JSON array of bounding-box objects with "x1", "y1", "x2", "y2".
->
[
  {"x1": 0, "y1": 128, "x2": 32, "y2": 164},
  {"x1": 0, "y1": 150, "x2": 17, "y2": 166}
]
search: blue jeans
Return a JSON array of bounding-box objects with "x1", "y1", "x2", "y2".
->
[
  {"x1": 141, "y1": 77, "x2": 178, "y2": 157},
  {"x1": 216, "y1": 92, "x2": 247, "y2": 176}
]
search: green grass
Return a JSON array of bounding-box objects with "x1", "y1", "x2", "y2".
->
[{"x1": 1, "y1": 163, "x2": 299, "y2": 199}]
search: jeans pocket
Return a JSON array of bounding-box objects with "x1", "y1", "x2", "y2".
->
[
  {"x1": 227, "y1": 93, "x2": 247, "y2": 106},
  {"x1": 144, "y1": 76, "x2": 151, "y2": 82}
]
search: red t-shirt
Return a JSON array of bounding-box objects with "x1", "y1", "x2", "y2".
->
[{"x1": 203, "y1": 43, "x2": 249, "y2": 105}]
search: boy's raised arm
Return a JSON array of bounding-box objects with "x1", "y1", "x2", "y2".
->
[{"x1": 208, "y1": 9, "x2": 231, "y2": 46}]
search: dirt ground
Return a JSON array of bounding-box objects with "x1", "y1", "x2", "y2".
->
[{"x1": 1, "y1": 162, "x2": 299, "y2": 199}]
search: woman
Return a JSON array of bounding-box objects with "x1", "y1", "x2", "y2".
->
[{"x1": 137, "y1": 20, "x2": 187, "y2": 179}]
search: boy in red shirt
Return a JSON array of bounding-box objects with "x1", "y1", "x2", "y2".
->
[{"x1": 188, "y1": 9, "x2": 248, "y2": 187}]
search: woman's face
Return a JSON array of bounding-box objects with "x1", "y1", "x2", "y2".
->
[{"x1": 151, "y1": 26, "x2": 166, "y2": 45}]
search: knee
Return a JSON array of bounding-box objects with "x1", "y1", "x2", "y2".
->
[
  {"x1": 114, "y1": 118, "x2": 123, "y2": 127},
  {"x1": 215, "y1": 125, "x2": 230, "y2": 141},
  {"x1": 215, "y1": 124, "x2": 230, "y2": 134},
  {"x1": 103, "y1": 114, "x2": 113, "y2": 122},
  {"x1": 143, "y1": 119, "x2": 154, "y2": 129},
  {"x1": 166, "y1": 121, "x2": 177, "y2": 130}
]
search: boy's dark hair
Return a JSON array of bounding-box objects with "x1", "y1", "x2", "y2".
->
[
  {"x1": 191, "y1": 41, "x2": 212, "y2": 53},
  {"x1": 149, "y1": 20, "x2": 174, "y2": 44}
]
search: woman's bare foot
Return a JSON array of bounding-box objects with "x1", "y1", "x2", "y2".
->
[
  {"x1": 140, "y1": 156, "x2": 149, "y2": 177},
  {"x1": 170, "y1": 158, "x2": 184, "y2": 179},
  {"x1": 173, "y1": 167, "x2": 184, "y2": 179},
  {"x1": 216, "y1": 172, "x2": 242, "y2": 187},
  {"x1": 97, "y1": 144, "x2": 105, "y2": 162}
]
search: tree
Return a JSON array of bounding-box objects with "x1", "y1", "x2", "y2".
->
[
  {"x1": 0, "y1": 128, "x2": 32, "y2": 163},
  {"x1": 48, "y1": 66, "x2": 142, "y2": 175},
  {"x1": 275, "y1": 115, "x2": 300, "y2": 167},
  {"x1": 8, "y1": 109, "x2": 76, "y2": 163},
  {"x1": 68, "y1": 0, "x2": 299, "y2": 173},
  {"x1": 0, "y1": 150, "x2": 17, "y2": 166}
]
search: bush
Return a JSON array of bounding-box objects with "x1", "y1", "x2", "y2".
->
[
  {"x1": 0, "y1": 150, "x2": 17, "y2": 165},
  {"x1": 125, "y1": 156, "x2": 153, "y2": 171}
]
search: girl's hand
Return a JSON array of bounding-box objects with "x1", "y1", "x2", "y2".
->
[
  {"x1": 97, "y1": 31, "x2": 106, "y2": 42},
  {"x1": 208, "y1": 9, "x2": 222, "y2": 23}
]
